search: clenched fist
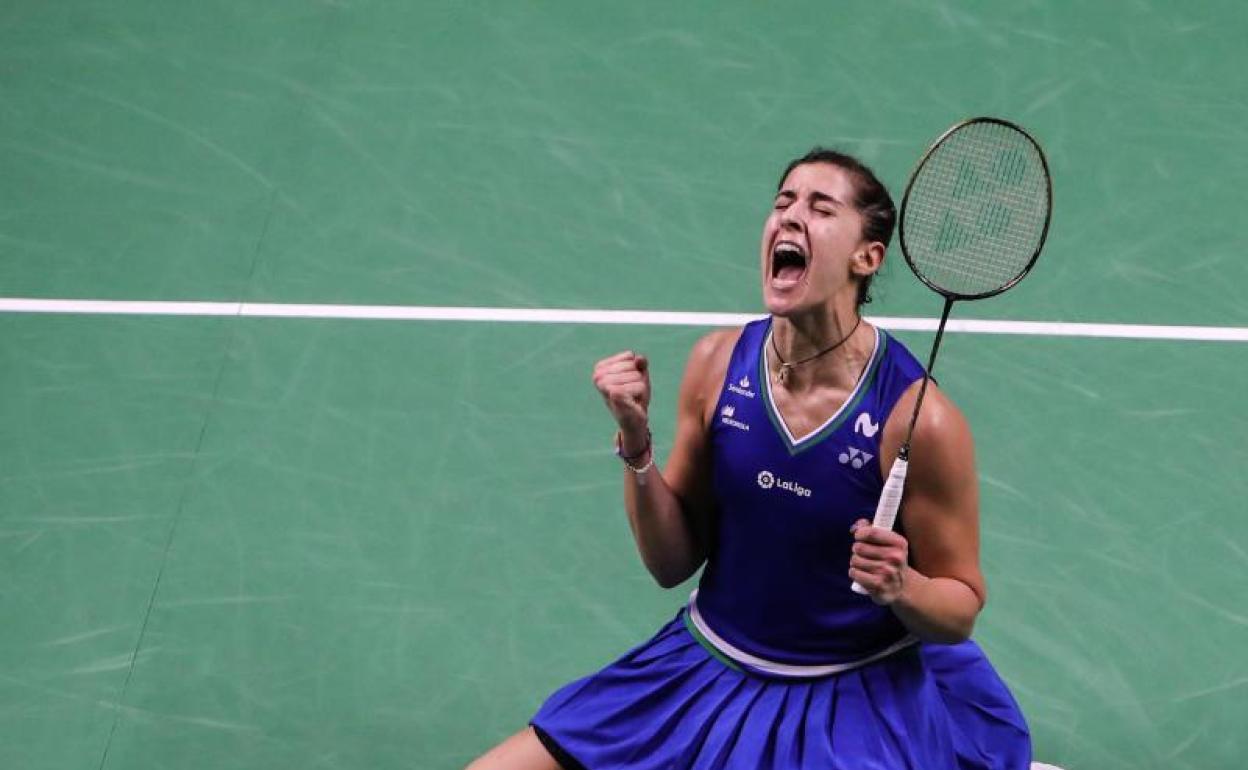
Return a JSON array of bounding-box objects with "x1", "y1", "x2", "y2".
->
[{"x1": 592, "y1": 351, "x2": 651, "y2": 445}]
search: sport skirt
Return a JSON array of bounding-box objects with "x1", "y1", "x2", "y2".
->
[{"x1": 531, "y1": 610, "x2": 1030, "y2": 770}]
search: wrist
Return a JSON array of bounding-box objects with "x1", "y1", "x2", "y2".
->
[
  {"x1": 617, "y1": 424, "x2": 651, "y2": 458},
  {"x1": 615, "y1": 427, "x2": 655, "y2": 483},
  {"x1": 889, "y1": 566, "x2": 924, "y2": 607}
]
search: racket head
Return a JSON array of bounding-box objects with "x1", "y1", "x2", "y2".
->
[{"x1": 898, "y1": 117, "x2": 1052, "y2": 301}]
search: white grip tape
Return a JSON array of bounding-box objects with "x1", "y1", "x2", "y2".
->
[
  {"x1": 851, "y1": 458, "x2": 909, "y2": 595},
  {"x1": 870, "y1": 457, "x2": 908, "y2": 531}
]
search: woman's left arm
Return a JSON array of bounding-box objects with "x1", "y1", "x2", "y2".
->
[{"x1": 848, "y1": 382, "x2": 986, "y2": 643}]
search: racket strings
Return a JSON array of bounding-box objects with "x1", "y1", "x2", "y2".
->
[
  {"x1": 902, "y1": 120, "x2": 1049, "y2": 297},
  {"x1": 907, "y1": 168, "x2": 1045, "y2": 287},
  {"x1": 909, "y1": 171, "x2": 1044, "y2": 283}
]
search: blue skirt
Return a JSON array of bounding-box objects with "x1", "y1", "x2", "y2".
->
[{"x1": 532, "y1": 611, "x2": 1030, "y2": 770}]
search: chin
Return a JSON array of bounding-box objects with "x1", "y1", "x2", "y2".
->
[
  {"x1": 764, "y1": 299, "x2": 793, "y2": 318},
  {"x1": 762, "y1": 287, "x2": 812, "y2": 318}
]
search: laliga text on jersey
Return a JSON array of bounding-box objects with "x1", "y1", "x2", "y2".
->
[{"x1": 756, "y1": 470, "x2": 812, "y2": 498}]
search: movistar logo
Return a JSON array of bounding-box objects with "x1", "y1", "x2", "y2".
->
[
  {"x1": 756, "y1": 469, "x2": 811, "y2": 498},
  {"x1": 854, "y1": 412, "x2": 880, "y2": 438}
]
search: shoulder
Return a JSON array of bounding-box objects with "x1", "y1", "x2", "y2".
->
[
  {"x1": 679, "y1": 326, "x2": 746, "y2": 420},
  {"x1": 873, "y1": 330, "x2": 972, "y2": 473},
  {"x1": 911, "y1": 384, "x2": 971, "y2": 449},
  {"x1": 882, "y1": 379, "x2": 974, "y2": 476},
  {"x1": 689, "y1": 327, "x2": 742, "y2": 369}
]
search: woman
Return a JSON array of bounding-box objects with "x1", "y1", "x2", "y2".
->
[{"x1": 468, "y1": 148, "x2": 1032, "y2": 769}]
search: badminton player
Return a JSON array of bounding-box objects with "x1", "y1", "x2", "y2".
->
[{"x1": 467, "y1": 149, "x2": 1032, "y2": 769}]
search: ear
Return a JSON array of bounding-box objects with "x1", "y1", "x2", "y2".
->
[{"x1": 851, "y1": 241, "x2": 886, "y2": 280}]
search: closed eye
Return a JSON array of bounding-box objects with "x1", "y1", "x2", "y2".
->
[{"x1": 810, "y1": 192, "x2": 843, "y2": 212}]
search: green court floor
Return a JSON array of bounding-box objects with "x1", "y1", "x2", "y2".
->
[{"x1": 2, "y1": 2, "x2": 1246, "y2": 769}]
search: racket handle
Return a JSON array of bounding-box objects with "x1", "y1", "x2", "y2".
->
[{"x1": 851, "y1": 457, "x2": 909, "y2": 595}]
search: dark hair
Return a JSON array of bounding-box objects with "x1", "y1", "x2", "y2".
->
[{"x1": 777, "y1": 147, "x2": 896, "y2": 305}]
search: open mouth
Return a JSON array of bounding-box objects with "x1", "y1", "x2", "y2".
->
[{"x1": 770, "y1": 241, "x2": 808, "y2": 286}]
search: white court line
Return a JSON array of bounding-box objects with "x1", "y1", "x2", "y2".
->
[{"x1": 1, "y1": 297, "x2": 1247, "y2": 341}]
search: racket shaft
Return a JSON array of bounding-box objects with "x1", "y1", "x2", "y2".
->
[{"x1": 851, "y1": 457, "x2": 909, "y2": 595}]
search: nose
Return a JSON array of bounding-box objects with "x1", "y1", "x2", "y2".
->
[{"x1": 779, "y1": 205, "x2": 805, "y2": 233}]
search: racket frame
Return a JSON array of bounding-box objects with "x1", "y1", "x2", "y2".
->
[{"x1": 897, "y1": 116, "x2": 1054, "y2": 302}]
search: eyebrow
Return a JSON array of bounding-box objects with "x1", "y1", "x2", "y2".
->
[
  {"x1": 775, "y1": 189, "x2": 845, "y2": 207},
  {"x1": 810, "y1": 191, "x2": 845, "y2": 207}
]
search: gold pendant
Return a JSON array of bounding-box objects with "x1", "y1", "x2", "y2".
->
[{"x1": 775, "y1": 364, "x2": 792, "y2": 386}]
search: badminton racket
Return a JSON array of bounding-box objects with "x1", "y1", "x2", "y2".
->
[{"x1": 852, "y1": 117, "x2": 1052, "y2": 595}]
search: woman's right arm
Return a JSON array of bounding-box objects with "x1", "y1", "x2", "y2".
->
[{"x1": 591, "y1": 330, "x2": 735, "y2": 588}]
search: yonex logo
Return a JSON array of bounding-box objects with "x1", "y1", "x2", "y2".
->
[
  {"x1": 728, "y1": 375, "x2": 755, "y2": 399},
  {"x1": 838, "y1": 447, "x2": 875, "y2": 469},
  {"x1": 756, "y1": 469, "x2": 812, "y2": 498}
]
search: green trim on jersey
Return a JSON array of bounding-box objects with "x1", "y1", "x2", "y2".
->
[{"x1": 758, "y1": 329, "x2": 889, "y2": 456}]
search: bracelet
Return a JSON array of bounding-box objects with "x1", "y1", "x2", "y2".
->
[
  {"x1": 622, "y1": 454, "x2": 655, "y2": 475},
  {"x1": 615, "y1": 429, "x2": 654, "y2": 483},
  {"x1": 614, "y1": 428, "x2": 652, "y2": 462}
]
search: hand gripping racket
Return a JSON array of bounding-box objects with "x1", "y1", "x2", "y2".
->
[{"x1": 852, "y1": 117, "x2": 1052, "y2": 595}]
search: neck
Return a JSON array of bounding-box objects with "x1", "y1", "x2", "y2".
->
[{"x1": 769, "y1": 304, "x2": 869, "y2": 389}]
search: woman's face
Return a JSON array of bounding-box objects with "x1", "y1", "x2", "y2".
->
[{"x1": 760, "y1": 162, "x2": 873, "y2": 318}]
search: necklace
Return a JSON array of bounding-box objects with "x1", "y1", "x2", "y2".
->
[{"x1": 770, "y1": 315, "x2": 863, "y2": 386}]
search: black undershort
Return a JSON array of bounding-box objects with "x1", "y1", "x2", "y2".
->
[{"x1": 530, "y1": 723, "x2": 588, "y2": 770}]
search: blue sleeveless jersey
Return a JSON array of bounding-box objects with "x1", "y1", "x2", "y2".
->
[{"x1": 693, "y1": 317, "x2": 928, "y2": 667}]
